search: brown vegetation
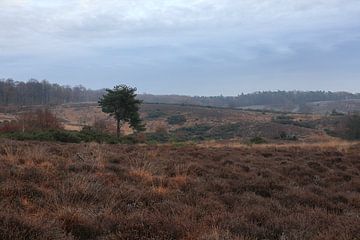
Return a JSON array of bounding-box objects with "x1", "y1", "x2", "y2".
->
[
  {"x1": 0, "y1": 109, "x2": 62, "y2": 133},
  {"x1": 0, "y1": 140, "x2": 359, "y2": 239}
]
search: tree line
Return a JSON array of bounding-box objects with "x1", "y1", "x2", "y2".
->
[
  {"x1": 141, "y1": 91, "x2": 360, "y2": 108},
  {"x1": 0, "y1": 78, "x2": 104, "y2": 105},
  {"x1": 1, "y1": 78, "x2": 360, "y2": 108}
]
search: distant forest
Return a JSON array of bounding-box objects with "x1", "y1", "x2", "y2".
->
[
  {"x1": 140, "y1": 92, "x2": 360, "y2": 108},
  {"x1": 1, "y1": 79, "x2": 360, "y2": 108},
  {"x1": 0, "y1": 79, "x2": 104, "y2": 105}
]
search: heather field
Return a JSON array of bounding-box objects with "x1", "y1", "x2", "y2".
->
[
  {"x1": 0, "y1": 140, "x2": 359, "y2": 240},
  {"x1": 2, "y1": 1, "x2": 360, "y2": 239}
]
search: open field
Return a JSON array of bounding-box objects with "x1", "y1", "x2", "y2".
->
[
  {"x1": 0, "y1": 140, "x2": 359, "y2": 239},
  {"x1": 0, "y1": 103, "x2": 337, "y2": 143}
]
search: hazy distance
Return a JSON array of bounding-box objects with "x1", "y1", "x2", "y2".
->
[{"x1": 0, "y1": 0, "x2": 360, "y2": 96}]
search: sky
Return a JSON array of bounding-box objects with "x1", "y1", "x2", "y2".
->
[{"x1": 0, "y1": 0, "x2": 360, "y2": 96}]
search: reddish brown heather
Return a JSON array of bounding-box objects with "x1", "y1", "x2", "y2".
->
[{"x1": 0, "y1": 140, "x2": 359, "y2": 239}]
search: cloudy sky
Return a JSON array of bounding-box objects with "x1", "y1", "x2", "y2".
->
[{"x1": 0, "y1": 0, "x2": 360, "y2": 95}]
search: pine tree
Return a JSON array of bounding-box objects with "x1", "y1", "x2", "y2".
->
[{"x1": 98, "y1": 85, "x2": 145, "y2": 138}]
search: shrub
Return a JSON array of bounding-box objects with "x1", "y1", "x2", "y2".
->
[
  {"x1": 79, "y1": 127, "x2": 109, "y2": 143},
  {"x1": 345, "y1": 114, "x2": 360, "y2": 140},
  {"x1": 53, "y1": 131, "x2": 82, "y2": 143},
  {"x1": 20, "y1": 108, "x2": 62, "y2": 131},
  {"x1": 147, "y1": 110, "x2": 166, "y2": 119},
  {"x1": 146, "y1": 132, "x2": 171, "y2": 143},
  {"x1": 172, "y1": 124, "x2": 212, "y2": 141},
  {"x1": 167, "y1": 115, "x2": 187, "y2": 125},
  {"x1": 250, "y1": 136, "x2": 267, "y2": 144},
  {"x1": 0, "y1": 127, "x2": 147, "y2": 144},
  {"x1": 272, "y1": 115, "x2": 294, "y2": 125},
  {"x1": 92, "y1": 119, "x2": 108, "y2": 133},
  {"x1": 208, "y1": 123, "x2": 242, "y2": 140},
  {"x1": 279, "y1": 131, "x2": 298, "y2": 141},
  {"x1": 1, "y1": 130, "x2": 81, "y2": 143},
  {"x1": 0, "y1": 109, "x2": 62, "y2": 134}
]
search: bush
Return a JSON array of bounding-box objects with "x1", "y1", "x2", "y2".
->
[
  {"x1": 272, "y1": 115, "x2": 294, "y2": 125},
  {"x1": 208, "y1": 123, "x2": 242, "y2": 140},
  {"x1": 345, "y1": 114, "x2": 360, "y2": 140},
  {"x1": 0, "y1": 109, "x2": 62, "y2": 134},
  {"x1": 249, "y1": 136, "x2": 267, "y2": 144},
  {"x1": 172, "y1": 125, "x2": 212, "y2": 142},
  {"x1": 53, "y1": 131, "x2": 82, "y2": 143},
  {"x1": 147, "y1": 110, "x2": 166, "y2": 119},
  {"x1": 167, "y1": 115, "x2": 187, "y2": 125},
  {"x1": 279, "y1": 131, "x2": 298, "y2": 141},
  {"x1": 146, "y1": 132, "x2": 170, "y2": 143},
  {"x1": 20, "y1": 109, "x2": 62, "y2": 131},
  {"x1": 1, "y1": 130, "x2": 81, "y2": 143},
  {"x1": 79, "y1": 127, "x2": 111, "y2": 143}
]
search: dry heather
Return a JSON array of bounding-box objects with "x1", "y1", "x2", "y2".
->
[{"x1": 0, "y1": 140, "x2": 359, "y2": 240}]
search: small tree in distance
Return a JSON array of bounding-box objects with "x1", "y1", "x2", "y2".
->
[{"x1": 98, "y1": 85, "x2": 145, "y2": 138}]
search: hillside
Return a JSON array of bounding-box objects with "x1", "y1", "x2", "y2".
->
[
  {"x1": 0, "y1": 102, "x2": 337, "y2": 143},
  {"x1": 1, "y1": 79, "x2": 360, "y2": 114}
]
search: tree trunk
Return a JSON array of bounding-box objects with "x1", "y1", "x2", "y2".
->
[{"x1": 116, "y1": 119, "x2": 120, "y2": 139}]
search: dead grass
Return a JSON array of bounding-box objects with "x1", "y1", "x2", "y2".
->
[
  {"x1": 0, "y1": 139, "x2": 359, "y2": 239},
  {"x1": 198, "y1": 139, "x2": 357, "y2": 152}
]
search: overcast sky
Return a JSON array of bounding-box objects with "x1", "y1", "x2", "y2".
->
[{"x1": 0, "y1": 0, "x2": 359, "y2": 95}]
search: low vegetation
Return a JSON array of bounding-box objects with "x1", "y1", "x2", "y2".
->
[
  {"x1": 249, "y1": 136, "x2": 267, "y2": 144},
  {"x1": 146, "y1": 110, "x2": 166, "y2": 119},
  {"x1": 323, "y1": 114, "x2": 360, "y2": 140},
  {"x1": 0, "y1": 140, "x2": 359, "y2": 239},
  {"x1": 345, "y1": 114, "x2": 360, "y2": 140},
  {"x1": 0, "y1": 109, "x2": 138, "y2": 144},
  {"x1": 167, "y1": 114, "x2": 187, "y2": 125},
  {"x1": 272, "y1": 115, "x2": 316, "y2": 129}
]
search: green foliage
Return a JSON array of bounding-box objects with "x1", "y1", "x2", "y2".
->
[
  {"x1": 147, "y1": 110, "x2": 166, "y2": 119},
  {"x1": 52, "y1": 131, "x2": 82, "y2": 143},
  {"x1": 1, "y1": 128, "x2": 124, "y2": 144},
  {"x1": 99, "y1": 85, "x2": 145, "y2": 137},
  {"x1": 145, "y1": 132, "x2": 170, "y2": 143},
  {"x1": 279, "y1": 131, "x2": 298, "y2": 141},
  {"x1": 272, "y1": 115, "x2": 294, "y2": 125},
  {"x1": 172, "y1": 124, "x2": 212, "y2": 141},
  {"x1": 209, "y1": 123, "x2": 242, "y2": 139},
  {"x1": 1, "y1": 130, "x2": 81, "y2": 143},
  {"x1": 249, "y1": 136, "x2": 267, "y2": 144},
  {"x1": 78, "y1": 127, "x2": 119, "y2": 143},
  {"x1": 167, "y1": 115, "x2": 187, "y2": 125}
]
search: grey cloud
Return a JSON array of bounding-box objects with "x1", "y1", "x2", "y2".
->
[{"x1": 0, "y1": 0, "x2": 359, "y2": 94}]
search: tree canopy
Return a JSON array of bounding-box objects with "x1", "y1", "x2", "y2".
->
[{"x1": 98, "y1": 85, "x2": 145, "y2": 138}]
